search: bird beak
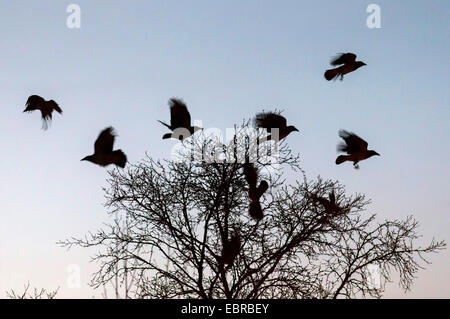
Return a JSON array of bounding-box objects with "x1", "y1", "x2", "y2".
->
[
  {"x1": 362, "y1": 62, "x2": 367, "y2": 66},
  {"x1": 81, "y1": 157, "x2": 87, "y2": 161},
  {"x1": 375, "y1": 152, "x2": 380, "y2": 156}
]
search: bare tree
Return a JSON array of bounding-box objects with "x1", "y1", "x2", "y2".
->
[
  {"x1": 6, "y1": 282, "x2": 59, "y2": 299},
  {"x1": 100, "y1": 215, "x2": 144, "y2": 299},
  {"x1": 59, "y1": 124, "x2": 445, "y2": 299}
]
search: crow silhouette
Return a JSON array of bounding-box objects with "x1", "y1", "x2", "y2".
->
[
  {"x1": 81, "y1": 127, "x2": 127, "y2": 168},
  {"x1": 248, "y1": 201, "x2": 264, "y2": 220},
  {"x1": 23, "y1": 95, "x2": 63, "y2": 130},
  {"x1": 324, "y1": 53, "x2": 366, "y2": 81},
  {"x1": 158, "y1": 98, "x2": 202, "y2": 140},
  {"x1": 310, "y1": 190, "x2": 341, "y2": 216},
  {"x1": 222, "y1": 233, "x2": 241, "y2": 265},
  {"x1": 336, "y1": 130, "x2": 379, "y2": 169},
  {"x1": 243, "y1": 162, "x2": 268, "y2": 220},
  {"x1": 254, "y1": 111, "x2": 299, "y2": 143},
  {"x1": 250, "y1": 180, "x2": 269, "y2": 202}
]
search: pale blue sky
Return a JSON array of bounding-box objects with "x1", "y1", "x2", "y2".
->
[{"x1": 0, "y1": 0, "x2": 448, "y2": 298}]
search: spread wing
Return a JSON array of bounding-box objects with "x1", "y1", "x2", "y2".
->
[
  {"x1": 254, "y1": 112, "x2": 287, "y2": 129},
  {"x1": 330, "y1": 53, "x2": 357, "y2": 66},
  {"x1": 95, "y1": 127, "x2": 116, "y2": 154},
  {"x1": 25, "y1": 95, "x2": 46, "y2": 110},
  {"x1": 47, "y1": 100, "x2": 62, "y2": 114},
  {"x1": 169, "y1": 98, "x2": 191, "y2": 129},
  {"x1": 338, "y1": 130, "x2": 368, "y2": 154}
]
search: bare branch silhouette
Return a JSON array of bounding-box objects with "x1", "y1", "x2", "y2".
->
[
  {"x1": 6, "y1": 282, "x2": 59, "y2": 299},
  {"x1": 59, "y1": 122, "x2": 445, "y2": 299}
]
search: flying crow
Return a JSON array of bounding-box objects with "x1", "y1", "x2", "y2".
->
[
  {"x1": 23, "y1": 95, "x2": 63, "y2": 130},
  {"x1": 254, "y1": 111, "x2": 299, "y2": 143},
  {"x1": 324, "y1": 53, "x2": 366, "y2": 81},
  {"x1": 81, "y1": 127, "x2": 127, "y2": 168},
  {"x1": 335, "y1": 130, "x2": 379, "y2": 169},
  {"x1": 158, "y1": 98, "x2": 202, "y2": 141}
]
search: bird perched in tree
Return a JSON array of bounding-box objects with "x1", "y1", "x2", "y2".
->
[
  {"x1": 254, "y1": 111, "x2": 299, "y2": 143},
  {"x1": 222, "y1": 233, "x2": 241, "y2": 265},
  {"x1": 335, "y1": 130, "x2": 379, "y2": 169},
  {"x1": 310, "y1": 190, "x2": 341, "y2": 216},
  {"x1": 324, "y1": 53, "x2": 366, "y2": 81},
  {"x1": 243, "y1": 162, "x2": 257, "y2": 189},
  {"x1": 249, "y1": 201, "x2": 264, "y2": 220},
  {"x1": 23, "y1": 95, "x2": 63, "y2": 130},
  {"x1": 158, "y1": 98, "x2": 202, "y2": 141},
  {"x1": 81, "y1": 127, "x2": 127, "y2": 168},
  {"x1": 249, "y1": 180, "x2": 269, "y2": 202},
  {"x1": 243, "y1": 162, "x2": 268, "y2": 220}
]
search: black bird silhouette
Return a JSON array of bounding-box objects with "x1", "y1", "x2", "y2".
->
[
  {"x1": 335, "y1": 130, "x2": 379, "y2": 169},
  {"x1": 248, "y1": 201, "x2": 264, "y2": 220},
  {"x1": 158, "y1": 98, "x2": 202, "y2": 140},
  {"x1": 222, "y1": 233, "x2": 241, "y2": 265},
  {"x1": 324, "y1": 53, "x2": 366, "y2": 81},
  {"x1": 81, "y1": 127, "x2": 127, "y2": 168},
  {"x1": 23, "y1": 95, "x2": 63, "y2": 130},
  {"x1": 254, "y1": 111, "x2": 299, "y2": 143},
  {"x1": 310, "y1": 190, "x2": 341, "y2": 216},
  {"x1": 243, "y1": 162, "x2": 268, "y2": 220}
]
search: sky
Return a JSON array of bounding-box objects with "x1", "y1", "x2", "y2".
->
[{"x1": 0, "y1": 0, "x2": 448, "y2": 298}]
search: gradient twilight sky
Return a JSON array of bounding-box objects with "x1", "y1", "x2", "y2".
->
[{"x1": 0, "y1": 0, "x2": 448, "y2": 298}]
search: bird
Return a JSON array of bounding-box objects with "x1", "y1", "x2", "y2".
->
[
  {"x1": 324, "y1": 53, "x2": 366, "y2": 81},
  {"x1": 81, "y1": 127, "x2": 127, "y2": 168},
  {"x1": 254, "y1": 111, "x2": 299, "y2": 143},
  {"x1": 249, "y1": 200, "x2": 264, "y2": 220},
  {"x1": 243, "y1": 162, "x2": 269, "y2": 200},
  {"x1": 309, "y1": 190, "x2": 341, "y2": 216},
  {"x1": 158, "y1": 98, "x2": 202, "y2": 141},
  {"x1": 243, "y1": 162, "x2": 268, "y2": 220},
  {"x1": 23, "y1": 95, "x2": 63, "y2": 130},
  {"x1": 335, "y1": 130, "x2": 379, "y2": 169},
  {"x1": 222, "y1": 233, "x2": 241, "y2": 265},
  {"x1": 243, "y1": 162, "x2": 257, "y2": 190},
  {"x1": 250, "y1": 180, "x2": 269, "y2": 201}
]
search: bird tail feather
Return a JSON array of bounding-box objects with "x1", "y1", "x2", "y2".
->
[
  {"x1": 324, "y1": 68, "x2": 339, "y2": 81},
  {"x1": 112, "y1": 150, "x2": 127, "y2": 168},
  {"x1": 335, "y1": 155, "x2": 350, "y2": 165}
]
